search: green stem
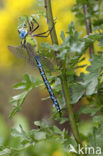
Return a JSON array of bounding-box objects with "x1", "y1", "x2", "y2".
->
[
  {"x1": 83, "y1": 1, "x2": 94, "y2": 57},
  {"x1": 44, "y1": 0, "x2": 81, "y2": 144},
  {"x1": 44, "y1": 0, "x2": 58, "y2": 45},
  {"x1": 61, "y1": 69, "x2": 81, "y2": 144}
]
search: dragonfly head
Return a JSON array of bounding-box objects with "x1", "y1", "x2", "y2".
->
[{"x1": 18, "y1": 28, "x2": 27, "y2": 39}]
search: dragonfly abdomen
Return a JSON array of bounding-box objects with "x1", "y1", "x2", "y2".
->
[{"x1": 35, "y1": 56, "x2": 61, "y2": 115}]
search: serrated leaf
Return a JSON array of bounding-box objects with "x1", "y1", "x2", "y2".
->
[
  {"x1": 34, "y1": 132, "x2": 46, "y2": 140},
  {"x1": 70, "y1": 83, "x2": 85, "y2": 104},
  {"x1": 9, "y1": 90, "x2": 30, "y2": 119},
  {"x1": 86, "y1": 77, "x2": 98, "y2": 95},
  {"x1": 70, "y1": 41, "x2": 85, "y2": 53}
]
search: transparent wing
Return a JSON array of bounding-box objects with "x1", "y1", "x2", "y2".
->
[
  {"x1": 8, "y1": 44, "x2": 54, "y2": 70},
  {"x1": 8, "y1": 45, "x2": 27, "y2": 58},
  {"x1": 24, "y1": 44, "x2": 54, "y2": 71},
  {"x1": 8, "y1": 45, "x2": 37, "y2": 67},
  {"x1": 40, "y1": 57, "x2": 54, "y2": 71}
]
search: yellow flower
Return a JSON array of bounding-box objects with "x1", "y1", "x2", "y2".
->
[
  {"x1": 52, "y1": 150, "x2": 63, "y2": 156},
  {"x1": 76, "y1": 52, "x2": 90, "y2": 75}
]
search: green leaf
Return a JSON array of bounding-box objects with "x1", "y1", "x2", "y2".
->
[
  {"x1": 59, "y1": 117, "x2": 69, "y2": 124},
  {"x1": 89, "y1": 124, "x2": 103, "y2": 148},
  {"x1": 93, "y1": 115, "x2": 103, "y2": 123},
  {"x1": 60, "y1": 31, "x2": 65, "y2": 41},
  {"x1": 9, "y1": 107, "x2": 20, "y2": 119},
  {"x1": 52, "y1": 126, "x2": 62, "y2": 134},
  {"x1": 34, "y1": 132, "x2": 46, "y2": 140},
  {"x1": 0, "y1": 148, "x2": 11, "y2": 155},
  {"x1": 34, "y1": 121, "x2": 41, "y2": 127},
  {"x1": 86, "y1": 77, "x2": 98, "y2": 95},
  {"x1": 70, "y1": 41, "x2": 85, "y2": 53},
  {"x1": 9, "y1": 74, "x2": 43, "y2": 118},
  {"x1": 9, "y1": 90, "x2": 30, "y2": 119},
  {"x1": 78, "y1": 105, "x2": 101, "y2": 116},
  {"x1": 14, "y1": 74, "x2": 38, "y2": 90},
  {"x1": 70, "y1": 83, "x2": 85, "y2": 104}
]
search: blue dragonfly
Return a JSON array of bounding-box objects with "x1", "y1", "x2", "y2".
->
[{"x1": 8, "y1": 15, "x2": 61, "y2": 116}]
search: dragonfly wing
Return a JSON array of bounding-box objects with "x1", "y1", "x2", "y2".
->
[
  {"x1": 40, "y1": 57, "x2": 54, "y2": 71},
  {"x1": 8, "y1": 45, "x2": 27, "y2": 58},
  {"x1": 25, "y1": 44, "x2": 37, "y2": 67},
  {"x1": 26, "y1": 44, "x2": 54, "y2": 71},
  {"x1": 25, "y1": 43, "x2": 36, "y2": 57},
  {"x1": 8, "y1": 45, "x2": 37, "y2": 67}
]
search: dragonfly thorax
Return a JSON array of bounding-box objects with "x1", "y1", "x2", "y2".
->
[
  {"x1": 18, "y1": 28, "x2": 27, "y2": 39},
  {"x1": 26, "y1": 35, "x2": 37, "y2": 48}
]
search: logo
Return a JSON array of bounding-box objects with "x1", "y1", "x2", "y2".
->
[
  {"x1": 68, "y1": 144, "x2": 101, "y2": 155},
  {"x1": 68, "y1": 144, "x2": 77, "y2": 153}
]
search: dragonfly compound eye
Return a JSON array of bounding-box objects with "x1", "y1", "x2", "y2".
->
[{"x1": 18, "y1": 28, "x2": 27, "y2": 39}]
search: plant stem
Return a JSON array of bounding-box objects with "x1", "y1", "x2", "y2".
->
[
  {"x1": 61, "y1": 69, "x2": 81, "y2": 144},
  {"x1": 44, "y1": 0, "x2": 81, "y2": 144},
  {"x1": 83, "y1": 1, "x2": 94, "y2": 57},
  {"x1": 44, "y1": 0, "x2": 58, "y2": 45}
]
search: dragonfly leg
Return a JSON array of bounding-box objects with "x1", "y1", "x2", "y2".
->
[
  {"x1": 31, "y1": 22, "x2": 34, "y2": 30},
  {"x1": 33, "y1": 29, "x2": 50, "y2": 36},
  {"x1": 24, "y1": 38, "x2": 26, "y2": 45},
  {"x1": 33, "y1": 34, "x2": 50, "y2": 37},
  {"x1": 31, "y1": 23, "x2": 39, "y2": 33},
  {"x1": 32, "y1": 22, "x2": 55, "y2": 38},
  {"x1": 31, "y1": 19, "x2": 40, "y2": 33}
]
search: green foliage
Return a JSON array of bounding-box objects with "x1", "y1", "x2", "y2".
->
[
  {"x1": 72, "y1": 0, "x2": 103, "y2": 28},
  {"x1": 89, "y1": 125, "x2": 103, "y2": 151},
  {"x1": 0, "y1": 119, "x2": 76, "y2": 156},
  {"x1": 9, "y1": 74, "x2": 42, "y2": 119},
  {"x1": 42, "y1": 22, "x2": 87, "y2": 106}
]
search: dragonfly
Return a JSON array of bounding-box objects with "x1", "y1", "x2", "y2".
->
[{"x1": 8, "y1": 15, "x2": 61, "y2": 116}]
